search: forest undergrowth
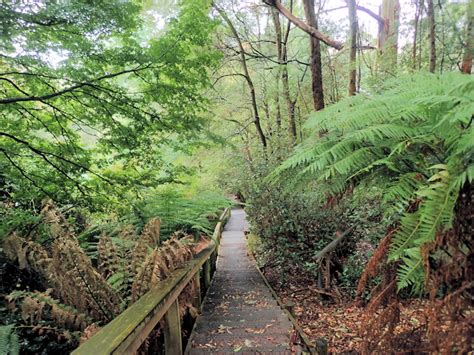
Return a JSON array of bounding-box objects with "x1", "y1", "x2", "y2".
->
[
  {"x1": 0, "y1": 192, "x2": 230, "y2": 353},
  {"x1": 243, "y1": 73, "x2": 473, "y2": 353}
]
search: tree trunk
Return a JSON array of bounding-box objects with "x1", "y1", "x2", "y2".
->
[
  {"x1": 378, "y1": 0, "x2": 400, "y2": 72},
  {"x1": 412, "y1": 0, "x2": 423, "y2": 70},
  {"x1": 215, "y1": 6, "x2": 267, "y2": 149},
  {"x1": 303, "y1": 0, "x2": 325, "y2": 111},
  {"x1": 427, "y1": 0, "x2": 436, "y2": 73},
  {"x1": 272, "y1": 5, "x2": 297, "y2": 140},
  {"x1": 347, "y1": 0, "x2": 357, "y2": 96},
  {"x1": 461, "y1": 1, "x2": 473, "y2": 74},
  {"x1": 268, "y1": 9, "x2": 282, "y2": 130}
]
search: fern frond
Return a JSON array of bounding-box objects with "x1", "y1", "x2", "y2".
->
[
  {"x1": 389, "y1": 212, "x2": 422, "y2": 261},
  {"x1": 396, "y1": 247, "x2": 424, "y2": 294},
  {"x1": 0, "y1": 325, "x2": 19, "y2": 355},
  {"x1": 272, "y1": 72, "x2": 473, "y2": 293}
]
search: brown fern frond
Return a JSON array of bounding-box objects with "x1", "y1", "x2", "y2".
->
[
  {"x1": 79, "y1": 324, "x2": 101, "y2": 344},
  {"x1": 119, "y1": 224, "x2": 138, "y2": 240},
  {"x1": 130, "y1": 236, "x2": 196, "y2": 303},
  {"x1": 51, "y1": 237, "x2": 121, "y2": 322},
  {"x1": 21, "y1": 294, "x2": 45, "y2": 323},
  {"x1": 40, "y1": 199, "x2": 72, "y2": 239},
  {"x1": 356, "y1": 229, "x2": 394, "y2": 297},
  {"x1": 178, "y1": 276, "x2": 199, "y2": 319},
  {"x1": 97, "y1": 234, "x2": 119, "y2": 279},
  {"x1": 367, "y1": 280, "x2": 397, "y2": 314},
  {"x1": 3, "y1": 233, "x2": 29, "y2": 269},
  {"x1": 130, "y1": 240, "x2": 148, "y2": 275},
  {"x1": 26, "y1": 241, "x2": 52, "y2": 276},
  {"x1": 160, "y1": 245, "x2": 176, "y2": 270},
  {"x1": 131, "y1": 248, "x2": 160, "y2": 302},
  {"x1": 361, "y1": 300, "x2": 400, "y2": 354},
  {"x1": 7, "y1": 290, "x2": 90, "y2": 331},
  {"x1": 141, "y1": 218, "x2": 161, "y2": 247}
]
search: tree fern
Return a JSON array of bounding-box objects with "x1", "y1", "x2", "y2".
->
[
  {"x1": 270, "y1": 73, "x2": 474, "y2": 293},
  {"x1": 0, "y1": 325, "x2": 20, "y2": 355}
]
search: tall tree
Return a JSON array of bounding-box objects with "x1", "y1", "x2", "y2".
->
[
  {"x1": 378, "y1": 0, "x2": 400, "y2": 72},
  {"x1": 214, "y1": 5, "x2": 267, "y2": 149},
  {"x1": 427, "y1": 0, "x2": 436, "y2": 72},
  {"x1": 412, "y1": 0, "x2": 423, "y2": 70},
  {"x1": 347, "y1": 0, "x2": 358, "y2": 96},
  {"x1": 461, "y1": 0, "x2": 473, "y2": 74},
  {"x1": 271, "y1": 5, "x2": 297, "y2": 139},
  {"x1": 271, "y1": 7, "x2": 283, "y2": 130},
  {"x1": 303, "y1": 0, "x2": 325, "y2": 110}
]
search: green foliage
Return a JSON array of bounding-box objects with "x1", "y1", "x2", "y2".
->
[
  {"x1": 0, "y1": 325, "x2": 19, "y2": 355},
  {"x1": 271, "y1": 73, "x2": 474, "y2": 292},
  {"x1": 238, "y1": 159, "x2": 389, "y2": 289},
  {"x1": 0, "y1": 207, "x2": 43, "y2": 243},
  {"x1": 131, "y1": 186, "x2": 232, "y2": 237},
  {"x1": 0, "y1": 0, "x2": 221, "y2": 210}
]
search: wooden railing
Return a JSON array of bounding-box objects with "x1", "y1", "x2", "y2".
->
[{"x1": 72, "y1": 207, "x2": 231, "y2": 355}]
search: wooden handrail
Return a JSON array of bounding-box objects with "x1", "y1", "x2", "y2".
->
[{"x1": 73, "y1": 207, "x2": 231, "y2": 355}]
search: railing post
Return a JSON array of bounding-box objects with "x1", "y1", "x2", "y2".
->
[
  {"x1": 164, "y1": 299, "x2": 182, "y2": 355},
  {"x1": 193, "y1": 271, "x2": 201, "y2": 309},
  {"x1": 210, "y1": 250, "x2": 217, "y2": 274},
  {"x1": 203, "y1": 259, "x2": 211, "y2": 290}
]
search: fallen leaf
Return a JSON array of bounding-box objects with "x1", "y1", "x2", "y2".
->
[
  {"x1": 244, "y1": 339, "x2": 253, "y2": 347},
  {"x1": 233, "y1": 345, "x2": 242, "y2": 352}
]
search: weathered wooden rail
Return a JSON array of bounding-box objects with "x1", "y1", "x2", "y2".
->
[{"x1": 72, "y1": 207, "x2": 231, "y2": 355}]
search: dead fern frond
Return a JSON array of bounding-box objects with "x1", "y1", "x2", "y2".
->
[
  {"x1": 361, "y1": 300, "x2": 400, "y2": 354},
  {"x1": 118, "y1": 224, "x2": 138, "y2": 240},
  {"x1": 3, "y1": 234, "x2": 52, "y2": 276},
  {"x1": 79, "y1": 324, "x2": 101, "y2": 344},
  {"x1": 51, "y1": 237, "x2": 121, "y2": 322},
  {"x1": 3, "y1": 233, "x2": 28, "y2": 269},
  {"x1": 6, "y1": 290, "x2": 90, "y2": 331},
  {"x1": 40, "y1": 199, "x2": 72, "y2": 239},
  {"x1": 130, "y1": 236, "x2": 196, "y2": 303},
  {"x1": 97, "y1": 234, "x2": 119, "y2": 280},
  {"x1": 130, "y1": 240, "x2": 149, "y2": 275},
  {"x1": 356, "y1": 229, "x2": 394, "y2": 297},
  {"x1": 141, "y1": 218, "x2": 161, "y2": 247},
  {"x1": 131, "y1": 249, "x2": 160, "y2": 302},
  {"x1": 25, "y1": 241, "x2": 52, "y2": 276}
]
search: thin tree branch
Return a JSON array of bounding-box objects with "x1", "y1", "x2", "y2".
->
[
  {"x1": 0, "y1": 65, "x2": 151, "y2": 104},
  {"x1": 263, "y1": 0, "x2": 343, "y2": 50}
]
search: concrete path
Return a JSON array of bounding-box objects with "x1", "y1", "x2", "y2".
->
[{"x1": 187, "y1": 208, "x2": 293, "y2": 354}]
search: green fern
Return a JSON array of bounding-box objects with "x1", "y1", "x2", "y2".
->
[
  {"x1": 0, "y1": 325, "x2": 20, "y2": 355},
  {"x1": 270, "y1": 73, "x2": 474, "y2": 293}
]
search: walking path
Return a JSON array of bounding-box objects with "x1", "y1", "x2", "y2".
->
[{"x1": 186, "y1": 208, "x2": 293, "y2": 354}]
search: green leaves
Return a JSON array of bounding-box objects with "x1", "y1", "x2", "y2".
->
[
  {"x1": 0, "y1": 0, "x2": 221, "y2": 209},
  {"x1": 271, "y1": 73, "x2": 474, "y2": 293},
  {"x1": 0, "y1": 325, "x2": 20, "y2": 355},
  {"x1": 130, "y1": 187, "x2": 232, "y2": 238}
]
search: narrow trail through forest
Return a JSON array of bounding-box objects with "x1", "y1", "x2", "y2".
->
[{"x1": 187, "y1": 208, "x2": 293, "y2": 354}]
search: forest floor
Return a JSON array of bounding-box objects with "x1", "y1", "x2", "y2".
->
[{"x1": 263, "y1": 266, "x2": 429, "y2": 353}]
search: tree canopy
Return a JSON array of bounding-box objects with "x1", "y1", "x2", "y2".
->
[{"x1": 0, "y1": 0, "x2": 220, "y2": 209}]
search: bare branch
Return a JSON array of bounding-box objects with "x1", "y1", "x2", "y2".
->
[
  {"x1": 263, "y1": 0, "x2": 343, "y2": 50},
  {"x1": 356, "y1": 5, "x2": 384, "y2": 25}
]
